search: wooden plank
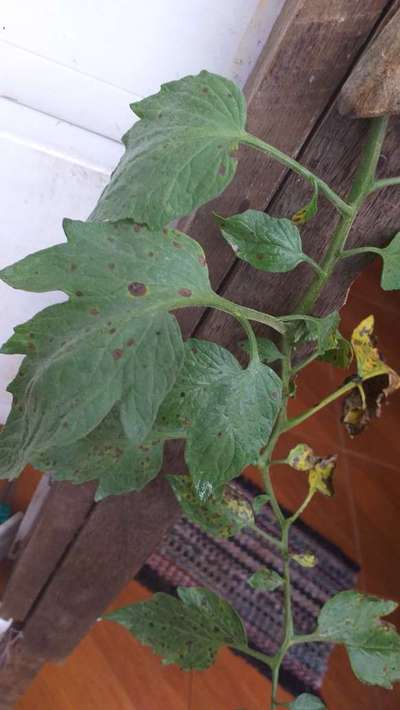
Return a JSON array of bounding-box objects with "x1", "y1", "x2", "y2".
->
[
  {"x1": 18, "y1": 467, "x2": 180, "y2": 659},
  {"x1": 0, "y1": 631, "x2": 45, "y2": 710},
  {"x1": 0, "y1": 481, "x2": 95, "y2": 620},
  {"x1": 177, "y1": 0, "x2": 393, "y2": 337}
]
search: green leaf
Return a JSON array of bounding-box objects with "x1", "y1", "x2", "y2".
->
[
  {"x1": 379, "y1": 232, "x2": 400, "y2": 290},
  {"x1": 105, "y1": 587, "x2": 247, "y2": 670},
  {"x1": 252, "y1": 493, "x2": 271, "y2": 514},
  {"x1": 248, "y1": 568, "x2": 283, "y2": 591},
  {"x1": 34, "y1": 409, "x2": 163, "y2": 501},
  {"x1": 240, "y1": 337, "x2": 283, "y2": 364},
  {"x1": 91, "y1": 71, "x2": 246, "y2": 228},
  {"x1": 215, "y1": 210, "x2": 313, "y2": 273},
  {"x1": 0, "y1": 219, "x2": 215, "y2": 478},
  {"x1": 292, "y1": 178, "x2": 319, "y2": 226},
  {"x1": 318, "y1": 332, "x2": 353, "y2": 369},
  {"x1": 317, "y1": 591, "x2": 400, "y2": 688},
  {"x1": 289, "y1": 694, "x2": 326, "y2": 710},
  {"x1": 294, "y1": 312, "x2": 340, "y2": 353},
  {"x1": 157, "y1": 339, "x2": 282, "y2": 499},
  {"x1": 168, "y1": 474, "x2": 254, "y2": 539}
]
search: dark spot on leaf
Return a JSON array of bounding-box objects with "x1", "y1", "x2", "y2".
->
[
  {"x1": 127, "y1": 338, "x2": 135, "y2": 347},
  {"x1": 162, "y1": 228, "x2": 168, "y2": 236},
  {"x1": 108, "y1": 263, "x2": 115, "y2": 270},
  {"x1": 172, "y1": 240, "x2": 182, "y2": 249},
  {"x1": 89, "y1": 308, "x2": 99, "y2": 316},
  {"x1": 198, "y1": 255, "x2": 207, "y2": 267},
  {"x1": 148, "y1": 251, "x2": 154, "y2": 256},
  {"x1": 155, "y1": 331, "x2": 161, "y2": 336},
  {"x1": 133, "y1": 223, "x2": 142, "y2": 233},
  {"x1": 62, "y1": 421, "x2": 69, "y2": 428},
  {"x1": 109, "y1": 328, "x2": 116, "y2": 334},
  {"x1": 256, "y1": 254, "x2": 264, "y2": 261},
  {"x1": 112, "y1": 349, "x2": 124, "y2": 360},
  {"x1": 217, "y1": 432, "x2": 223, "y2": 438},
  {"x1": 29, "y1": 333, "x2": 35, "y2": 338},
  {"x1": 218, "y1": 163, "x2": 226, "y2": 176},
  {"x1": 128, "y1": 282, "x2": 147, "y2": 296},
  {"x1": 227, "y1": 92, "x2": 233, "y2": 98},
  {"x1": 70, "y1": 263, "x2": 77, "y2": 271},
  {"x1": 75, "y1": 290, "x2": 83, "y2": 297},
  {"x1": 158, "y1": 112, "x2": 162, "y2": 118},
  {"x1": 178, "y1": 288, "x2": 192, "y2": 297},
  {"x1": 201, "y1": 86, "x2": 209, "y2": 94}
]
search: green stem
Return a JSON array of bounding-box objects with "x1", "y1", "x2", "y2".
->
[
  {"x1": 238, "y1": 317, "x2": 259, "y2": 361},
  {"x1": 248, "y1": 523, "x2": 284, "y2": 552},
  {"x1": 281, "y1": 380, "x2": 356, "y2": 433},
  {"x1": 370, "y1": 176, "x2": 400, "y2": 193},
  {"x1": 288, "y1": 489, "x2": 315, "y2": 526},
  {"x1": 242, "y1": 133, "x2": 352, "y2": 217},
  {"x1": 295, "y1": 116, "x2": 388, "y2": 315},
  {"x1": 341, "y1": 245, "x2": 382, "y2": 259},
  {"x1": 212, "y1": 294, "x2": 286, "y2": 334},
  {"x1": 232, "y1": 643, "x2": 275, "y2": 668}
]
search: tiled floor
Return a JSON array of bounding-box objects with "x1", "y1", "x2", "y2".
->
[{"x1": 1, "y1": 260, "x2": 400, "y2": 709}]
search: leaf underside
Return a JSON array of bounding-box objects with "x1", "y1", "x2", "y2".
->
[
  {"x1": 106, "y1": 586, "x2": 247, "y2": 670},
  {"x1": 0, "y1": 219, "x2": 214, "y2": 479},
  {"x1": 91, "y1": 71, "x2": 247, "y2": 228}
]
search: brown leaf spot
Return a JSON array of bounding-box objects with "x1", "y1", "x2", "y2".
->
[
  {"x1": 178, "y1": 288, "x2": 192, "y2": 297},
  {"x1": 128, "y1": 282, "x2": 147, "y2": 296},
  {"x1": 108, "y1": 263, "x2": 115, "y2": 270},
  {"x1": 201, "y1": 86, "x2": 209, "y2": 94},
  {"x1": 112, "y1": 349, "x2": 124, "y2": 360},
  {"x1": 162, "y1": 228, "x2": 168, "y2": 236},
  {"x1": 109, "y1": 328, "x2": 116, "y2": 334},
  {"x1": 89, "y1": 308, "x2": 99, "y2": 316},
  {"x1": 172, "y1": 240, "x2": 182, "y2": 249},
  {"x1": 133, "y1": 223, "x2": 142, "y2": 233},
  {"x1": 148, "y1": 251, "x2": 154, "y2": 257},
  {"x1": 75, "y1": 290, "x2": 83, "y2": 297},
  {"x1": 70, "y1": 263, "x2": 77, "y2": 272},
  {"x1": 127, "y1": 338, "x2": 136, "y2": 347},
  {"x1": 218, "y1": 163, "x2": 226, "y2": 176}
]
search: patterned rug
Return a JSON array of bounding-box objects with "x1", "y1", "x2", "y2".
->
[{"x1": 137, "y1": 476, "x2": 358, "y2": 697}]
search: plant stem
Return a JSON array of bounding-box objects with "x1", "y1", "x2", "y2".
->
[
  {"x1": 341, "y1": 245, "x2": 382, "y2": 259},
  {"x1": 248, "y1": 522, "x2": 284, "y2": 552},
  {"x1": 295, "y1": 116, "x2": 388, "y2": 315},
  {"x1": 281, "y1": 380, "x2": 357, "y2": 433},
  {"x1": 242, "y1": 133, "x2": 352, "y2": 217},
  {"x1": 288, "y1": 489, "x2": 315, "y2": 526},
  {"x1": 213, "y1": 294, "x2": 286, "y2": 334},
  {"x1": 251, "y1": 117, "x2": 389, "y2": 709},
  {"x1": 370, "y1": 176, "x2": 400, "y2": 193},
  {"x1": 233, "y1": 643, "x2": 275, "y2": 668},
  {"x1": 238, "y1": 317, "x2": 259, "y2": 361}
]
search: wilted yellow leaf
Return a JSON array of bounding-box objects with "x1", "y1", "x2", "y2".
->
[
  {"x1": 292, "y1": 553, "x2": 317, "y2": 568},
  {"x1": 308, "y1": 456, "x2": 336, "y2": 497},
  {"x1": 351, "y1": 315, "x2": 394, "y2": 380}
]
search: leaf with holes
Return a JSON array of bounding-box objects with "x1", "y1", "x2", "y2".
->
[
  {"x1": 91, "y1": 71, "x2": 246, "y2": 228},
  {"x1": 34, "y1": 409, "x2": 164, "y2": 501},
  {"x1": 168, "y1": 474, "x2": 254, "y2": 539},
  {"x1": 239, "y1": 337, "x2": 283, "y2": 364},
  {"x1": 105, "y1": 587, "x2": 247, "y2": 670},
  {"x1": 215, "y1": 210, "x2": 315, "y2": 273},
  {"x1": 0, "y1": 219, "x2": 216, "y2": 478},
  {"x1": 157, "y1": 339, "x2": 282, "y2": 499},
  {"x1": 289, "y1": 694, "x2": 326, "y2": 710},
  {"x1": 248, "y1": 568, "x2": 283, "y2": 591},
  {"x1": 317, "y1": 591, "x2": 400, "y2": 688}
]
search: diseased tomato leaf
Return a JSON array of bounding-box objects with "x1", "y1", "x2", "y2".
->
[
  {"x1": 91, "y1": 71, "x2": 246, "y2": 228},
  {"x1": 157, "y1": 339, "x2": 282, "y2": 499},
  {"x1": 105, "y1": 587, "x2": 247, "y2": 670},
  {"x1": 0, "y1": 219, "x2": 215, "y2": 478},
  {"x1": 317, "y1": 591, "x2": 400, "y2": 689}
]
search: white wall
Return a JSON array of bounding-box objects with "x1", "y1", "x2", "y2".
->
[{"x1": 0, "y1": 0, "x2": 284, "y2": 421}]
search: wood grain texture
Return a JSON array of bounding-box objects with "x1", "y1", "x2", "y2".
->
[{"x1": 339, "y1": 7, "x2": 400, "y2": 117}]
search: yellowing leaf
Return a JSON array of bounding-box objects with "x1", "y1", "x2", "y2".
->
[
  {"x1": 351, "y1": 315, "x2": 393, "y2": 380},
  {"x1": 287, "y1": 444, "x2": 315, "y2": 471},
  {"x1": 342, "y1": 372, "x2": 400, "y2": 437},
  {"x1": 292, "y1": 178, "x2": 318, "y2": 225},
  {"x1": 308, "y1": 456, "x2": 336, "y2": 497},
  {"x1": 292, "y1": 553, "x2": 317, "y2": 568}
]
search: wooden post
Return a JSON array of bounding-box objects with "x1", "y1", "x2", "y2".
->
[{"x1": 0, "y1": 1, "x2": 399, "y2": 704}]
